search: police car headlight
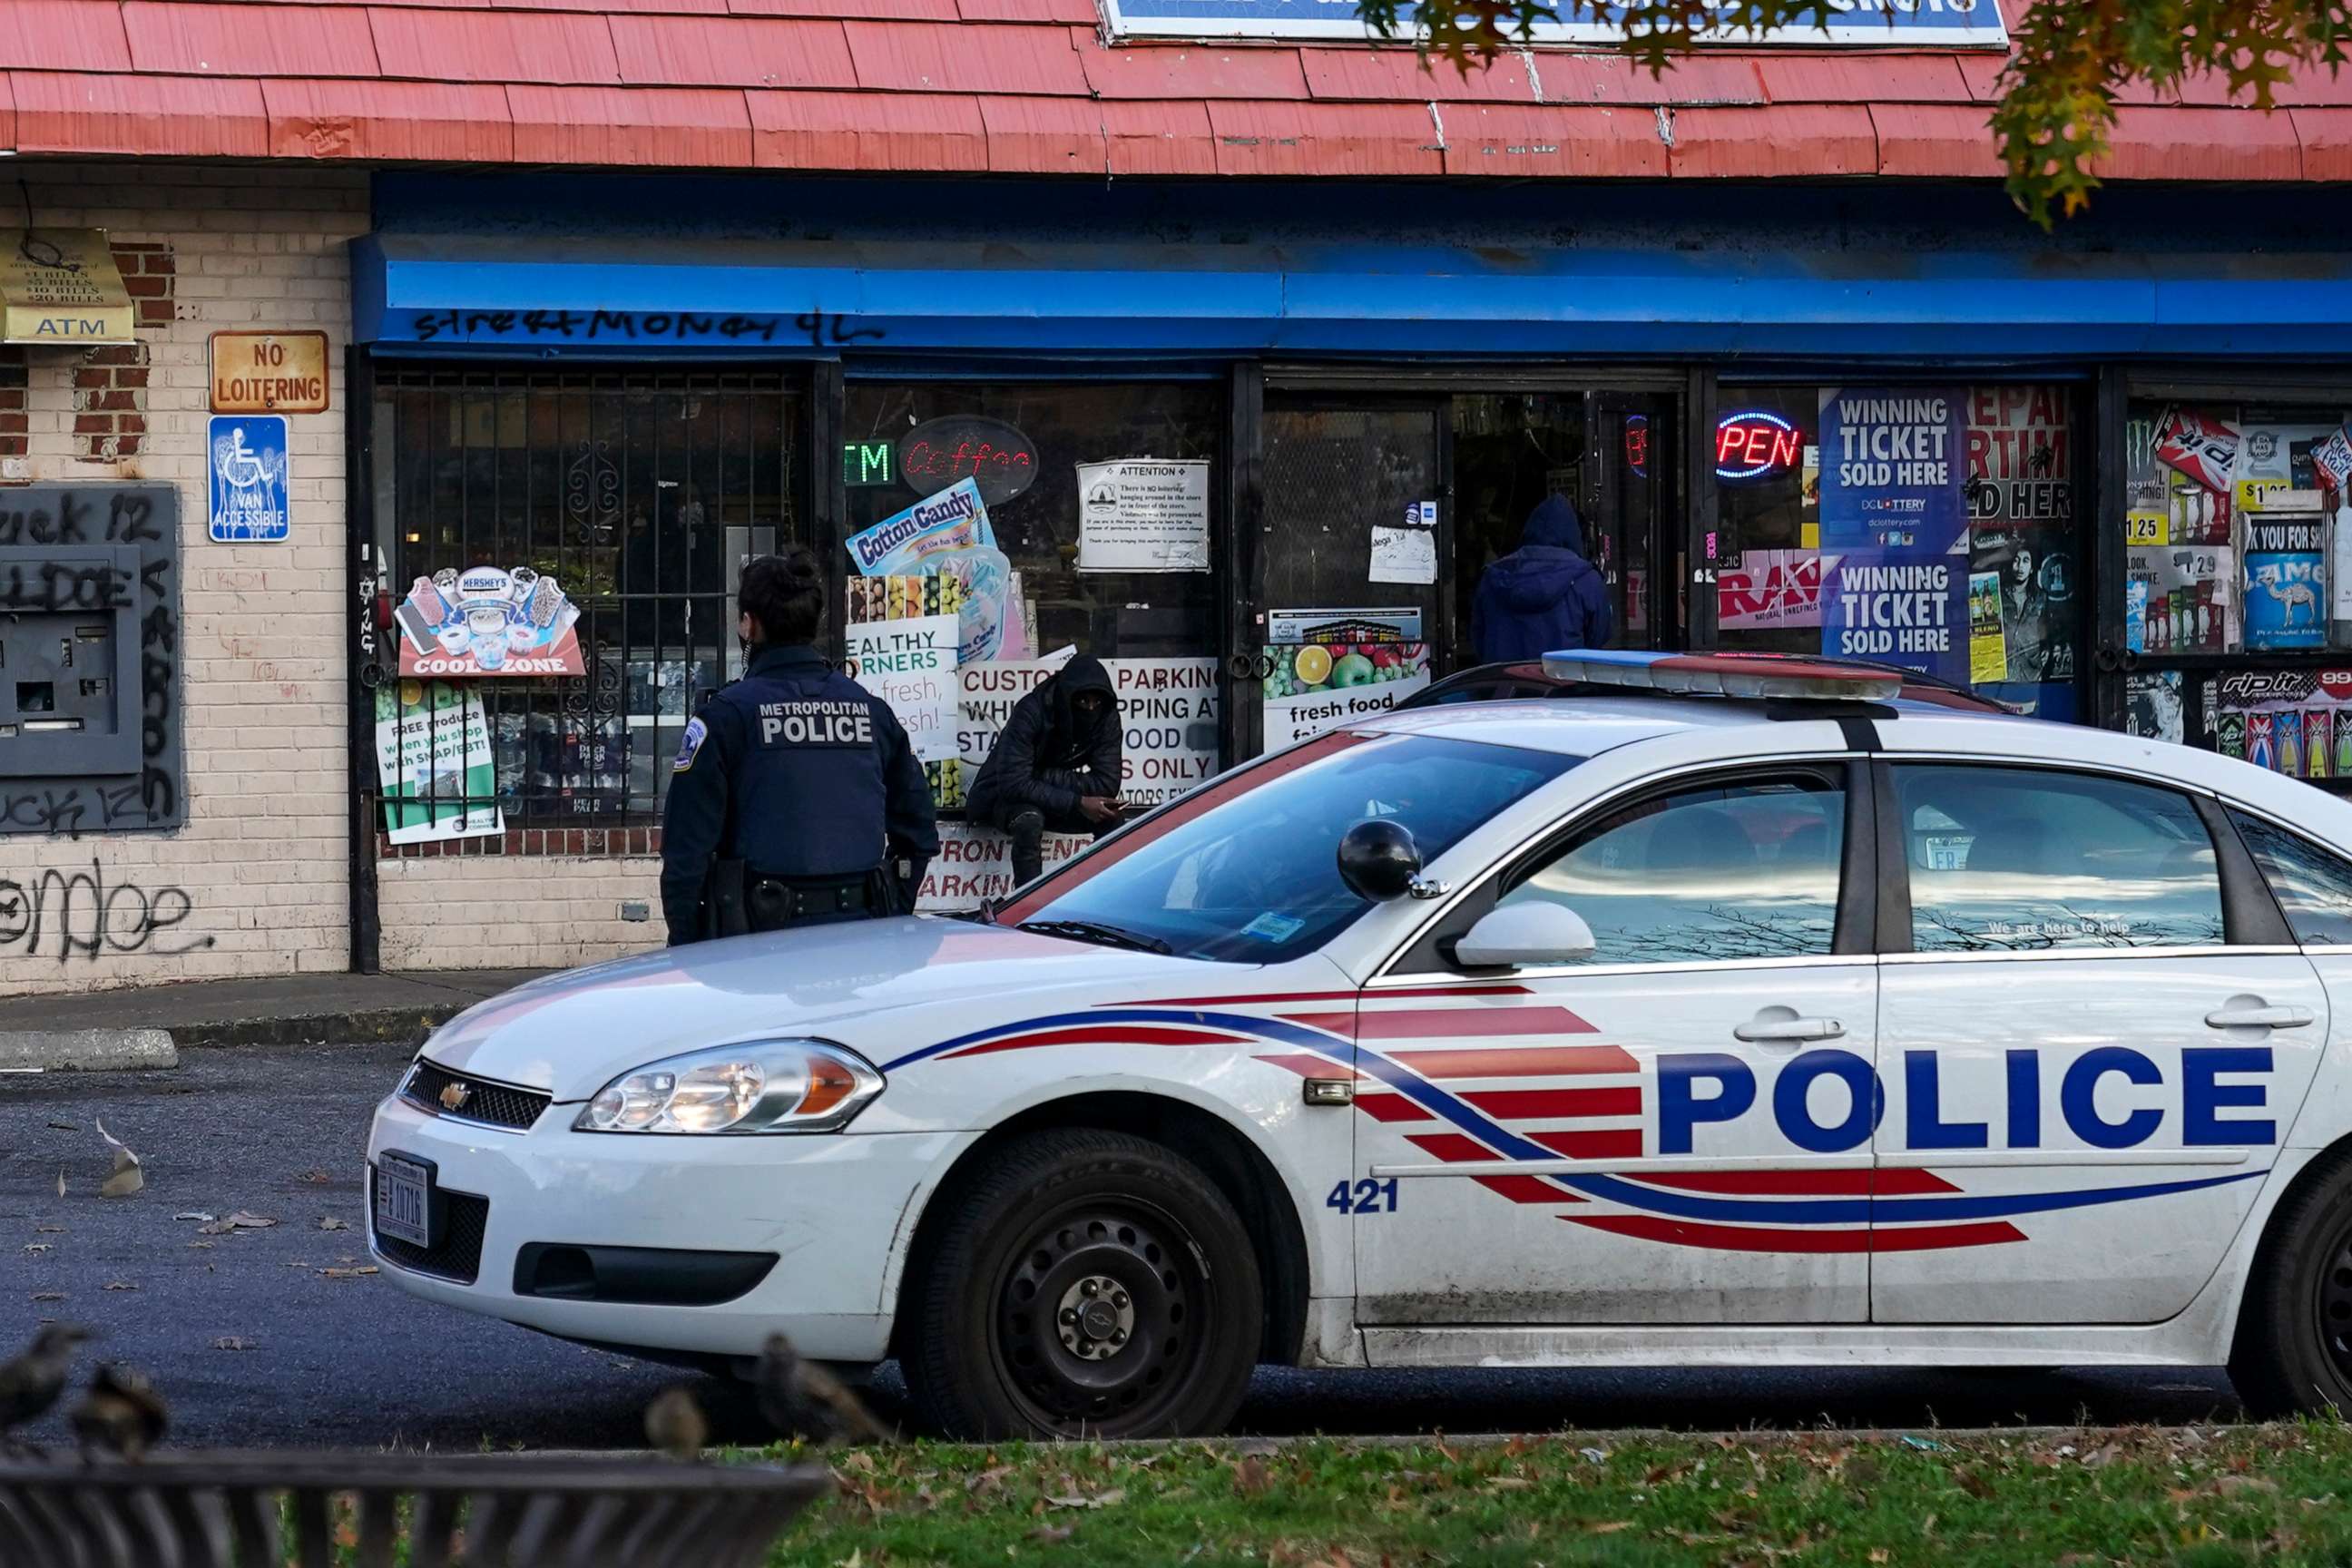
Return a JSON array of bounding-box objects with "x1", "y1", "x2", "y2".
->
[{"x1": 573, "y1": 1042, "x2": 883, "y2": 1135}]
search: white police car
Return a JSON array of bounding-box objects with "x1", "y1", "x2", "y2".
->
[{"x1": 368, "y1": 651, "x2": 2352, "y2": 1439}]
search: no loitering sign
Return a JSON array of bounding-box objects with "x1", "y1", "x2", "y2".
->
[{"x1": 210, "y1": 330, "x2": 329, "y2": 415}]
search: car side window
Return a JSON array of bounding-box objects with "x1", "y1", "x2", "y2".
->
[
  {"x1": 1896, "y1": 765, "x2": 2224, "y2": 953},
  {"x1": 1491, "y1": 773, "x2": 1846, "y2": 965},
  {"x1": 2230, "y1": 810, "x2": 2352, "y2": 945}
]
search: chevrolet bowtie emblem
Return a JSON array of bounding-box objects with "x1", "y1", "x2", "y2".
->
[{"x1": 438, "y1": 1080, "x2": 472, "y2": 1112}]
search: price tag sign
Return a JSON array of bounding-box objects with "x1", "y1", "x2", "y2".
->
[
  {"x1": 2239, "y1": 477, "x2": 2293, "y2": 514},
  {"x1": 2124, "y1": 512, "x2": 2168, "y2": 546}
]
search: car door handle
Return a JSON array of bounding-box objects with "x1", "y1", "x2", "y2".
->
[
  {"x1": 1733, "y1": 1015, "x2": 1846, "y2": 1044},
  {"x1": 2205, "y1": 1005, "x2": 2316, "y2": 1031}
]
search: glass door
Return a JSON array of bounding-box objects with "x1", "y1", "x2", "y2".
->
[
  {"x1": 1587, "y1": 390, "x2": 1679, "y2": 651},
  {"x1": 1255, "y1": 400, "x2": 1445, "y2": 756}
]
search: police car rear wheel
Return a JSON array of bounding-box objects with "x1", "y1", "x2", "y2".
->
[
  {"x1": 2230, "y1": 1153, "x2": 2352, "y2": 1416},
  {"x1": 903, "y1": 1128, "x2": 1262, "y2": 1440}
]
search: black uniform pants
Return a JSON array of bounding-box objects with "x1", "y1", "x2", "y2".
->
[{"x1": 983, "y1": 800, "x2": 1115, "y2": 887}]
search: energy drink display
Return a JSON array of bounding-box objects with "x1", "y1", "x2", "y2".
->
[
  {"x1": 2248, "y1": 710, "x2": 2278, "y2": 771},
  {"x1": 2215, "y1": 709, "x2": 2248, "y2": 761},
  {"x1": 2213, "y1": 670, "x2": 2352, "y2": 786}
]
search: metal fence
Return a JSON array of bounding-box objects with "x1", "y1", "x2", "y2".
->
[{"x1": 363, "y1": 368, "x2": 802, "y2": 839}]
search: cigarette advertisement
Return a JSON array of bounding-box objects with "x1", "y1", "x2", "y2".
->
[
  {"x1": 2244, "y1": 514, "x2": 2327, "y2": 651},
  {"x1": 2212, "y1": 668, "x2": 2352, "y2": 781},
  {"x1": 396, "y1": 564, "x2": 583, "y2": 678},
  {"x1": 1262, "y1": 609, "x2": 1430, "y2": 748},
  {"x1": 958, "y1": 655, "x2": 1222, "y2": 808},
  {"x1": 373, "y1": 681, "x2": 503, "y2": 845}
]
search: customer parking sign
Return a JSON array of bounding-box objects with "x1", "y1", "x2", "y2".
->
[{"x1": 208, "y1": 414, "x2": 289, "y2": 543}]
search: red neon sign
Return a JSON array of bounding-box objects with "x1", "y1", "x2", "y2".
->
[{"x1": 1715, "y1": 411, "x2": 1803, "y2": 481}]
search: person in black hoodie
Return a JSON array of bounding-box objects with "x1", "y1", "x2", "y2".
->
[
  {"x1": 967, "y1": 656, "x2": 1123, "y2": 887},
  {"x1": 1471, "y1": 494, "x2": 1613, "y2": 662}
]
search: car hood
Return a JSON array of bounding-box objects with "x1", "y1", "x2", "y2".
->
[{"x1": 416, "y1": 917, "x2": 1274, "y2": 1099}]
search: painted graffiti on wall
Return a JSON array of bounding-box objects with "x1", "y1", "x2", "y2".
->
[
  {"x1": 0, "y1": 485, "x2": 183, "y2": 836},
  {"x1": 0, "y1": 859, "x2": 213, "y2": 964}
]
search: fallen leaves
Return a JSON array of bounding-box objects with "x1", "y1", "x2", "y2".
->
[
  {"x1": 172, "y1": 1212, "x2": 215, "y2": 1224},
  {"x1": 22, "y1": 1243, "x2": 48, "y2": 1255},
  {"x1": 318, "y1": 1217, "x2": 349, "y2": 1232},
  {"x1": 1044, "y1": 1489, "x2": 1125, "y2": 1511},
  {"x1": 318, "y1": 1266, "x2": 378, "y2": 1280},
  {"x1": 212, "y1": 1337, "x2": 255, "y2": 1352},
  {"x1": 102, "y1": 1281, "x2": 138, "y2": 1292},
  {"x1": 29, "y1": 1291, "x2": 63, "y2": 1302},
  {"x1": 1233, "y1": 1456, "x2": 1271, "y2": 1498}
]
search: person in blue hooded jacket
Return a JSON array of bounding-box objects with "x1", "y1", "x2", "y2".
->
[{"x1": 1471, "y1": 494, "x2": 1613, "y2": 662}]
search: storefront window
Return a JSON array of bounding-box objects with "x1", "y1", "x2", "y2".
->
[
  {"x1": 2126, "y1": 398, "x2": 2352, "y2": 779},
  {"x1": 373, "y1": 368, "x2": 800, "y2": 827},
  {"x1": 1713, "y1": 384, "x2": 2082, "y2": 719},
  {"x1": 839, "y1": 382, "x2": 1224, "y2": 828}
]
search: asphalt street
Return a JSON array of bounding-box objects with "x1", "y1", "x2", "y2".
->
[{"x1": 3, "y1": 1043, "x2": 2245, "y2": 1452}]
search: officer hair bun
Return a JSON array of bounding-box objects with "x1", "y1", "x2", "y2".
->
[
  {"x1": 741, "y1": 547, "x2": 826, "y2": 645},
  {"x1": 779, "y1": 552, "x2": 821, "y2": 586}
]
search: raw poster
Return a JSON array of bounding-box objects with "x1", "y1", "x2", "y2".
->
[
  {"x1": 1967, "y1": 572, "x2": 2006, "y2": 684},
  {"x1": 1817, "y1": 387, "x2": 1966, "y2": 554},
  {"x1": 957, "y1": 655, "x2": 1222, "y2": 808},
  {"x1": 1262, "y1": 608, "x2": 1429, "y2": 748},
  {"x1": 373, "y1": 681, "x2": 503, "y2": 846},
  {"x1": 2245, "y1": 514, "x2": 2328, "y2": 651},
  {"x1": 1820, "y1": 554, "x2": 1966, "y2": 685},
  {"x1": 396, "y1": 564, "x2": 583, "y2": 678},
  {"x1": 1718, "y1": 549, "x2": 1837, "y2": 631},
  {"x1": 843, "y1": 612, "x2": 960, "y2": 766},
  {"x1": 2124, "y1": 671, "x2": 2186, "y2": 745},
  {"x1": 1075, "y1": 459, "x2": 1210, "y2": 573},
  {"x1": 916, "y1": 819, "x2": 1092, "y2": 912}
]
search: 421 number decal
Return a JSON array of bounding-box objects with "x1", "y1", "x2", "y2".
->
[{"x1": 1327, "y1": 1178, "x2": 1399, "y2": 1215}]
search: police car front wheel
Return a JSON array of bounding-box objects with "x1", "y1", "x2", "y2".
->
[
  {"x1": 2230, "y1": 1152, "x2": 2352, "y2": 1417},
  {"x1": 901, "y1": 1128, "x2": 1262, "y2": 1440}
]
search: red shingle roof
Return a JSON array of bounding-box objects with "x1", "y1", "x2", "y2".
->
[{"x1": 5, "y1": 0, "x2": 2347, "y2": 180}]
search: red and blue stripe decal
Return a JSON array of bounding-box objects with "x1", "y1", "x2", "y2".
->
[{"x1": 885, "y1": 995, "x2": 2265, "y2": 1254}]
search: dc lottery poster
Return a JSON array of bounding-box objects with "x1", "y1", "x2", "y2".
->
[{"x1": 1816, "y1": 387, "x2": 1971, "y2": 686}]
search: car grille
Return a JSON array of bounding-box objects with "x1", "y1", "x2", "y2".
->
[
  {"x1": 400, "y1": 1059, "x2": 550, "y2": 1132},
  {"x1": 371, "y1": 1179, "x2": 490, "y2": 1287}
]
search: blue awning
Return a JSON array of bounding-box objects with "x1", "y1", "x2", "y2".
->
[{"x1": 353, "y1": 232, "x2": 2352, "y2": 362}]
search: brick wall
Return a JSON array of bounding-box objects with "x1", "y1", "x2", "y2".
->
[
  {"x1": 0, "y1": 162, "x2": 368, "y2": 999},
  {"x1": 377, "y1": 855, "x2": 665, "y2": 972}
]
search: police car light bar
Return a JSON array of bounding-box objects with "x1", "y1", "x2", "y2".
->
[{"x1": 1540, "y1": 650, "x2": 1905, "y2": 702}]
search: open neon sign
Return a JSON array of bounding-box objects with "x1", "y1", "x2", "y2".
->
[{"x1": 1716, "y1": 410, "x2": 1803, "y2": 481}]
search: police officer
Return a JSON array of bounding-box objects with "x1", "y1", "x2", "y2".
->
[{"x1": 661, "y1": 548, "x2": 938, "y2": 944}]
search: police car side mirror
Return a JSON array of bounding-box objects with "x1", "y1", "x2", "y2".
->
[
  {"x1": 1338, "y1": 818, "x2": 1422, "y2": 902},
  {"x1": 1453, "y1": 903, "x2": 1597, "y2": 969}
]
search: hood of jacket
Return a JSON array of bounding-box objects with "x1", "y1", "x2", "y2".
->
[
  {"x1": 1521, "y1": 494, "x2": 1587, "y2": 554},
  {"x1": 1044, "y1": 654, "x2": 1117, "y2": 765}
]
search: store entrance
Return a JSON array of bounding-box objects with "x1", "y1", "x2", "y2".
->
[{"x1": 1250, "y1": 387, "x2": 1680, "y2": 754}]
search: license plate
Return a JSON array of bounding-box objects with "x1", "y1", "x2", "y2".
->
[{"x1": 376, "y1": 1152, "x2": 433, "y2": 1250}]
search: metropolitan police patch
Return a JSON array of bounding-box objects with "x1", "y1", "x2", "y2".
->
[{"x1": 672, "y1": 717, "x2": 708, "y2": 773}]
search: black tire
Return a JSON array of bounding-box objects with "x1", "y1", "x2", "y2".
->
[
  {"x1": 900, "y1": 1128, "x2": 1263, "y2": 1440},
  {"x1": 2230, "y1": 1151, "x2": 2352, "y2": 1417}
]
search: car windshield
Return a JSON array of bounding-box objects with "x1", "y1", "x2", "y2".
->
[{"x1": 1006, "y1": 731, "x2": 1578, "y2": 962}]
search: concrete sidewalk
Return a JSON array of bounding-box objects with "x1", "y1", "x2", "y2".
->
[{"x1": 0, "y1": 968, "x2": 553, "y2": 1047}]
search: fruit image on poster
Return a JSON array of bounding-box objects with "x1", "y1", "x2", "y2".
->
[{"x1": 1262, "y1": 608, "x2": 1430, "y2": 748}]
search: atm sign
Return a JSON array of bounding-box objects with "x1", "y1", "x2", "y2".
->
[{"x1": 1716, "y1": 410, "x2": 1803, "y2": 482}]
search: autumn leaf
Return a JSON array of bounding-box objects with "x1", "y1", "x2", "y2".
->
[
  {"x1": 102, "y1": 1281, "x2": 137, "y2": 1292},
  {"x1": 1235, "y1": 1456, "x2": 1272, "y2": 1497},
  {"x1": 318, "y1": 1217, "x2": 349, "y2": 1231},
  {"x1": 95, "y1": 1119, "x2": 143, "y2": 1198},
  {"x1": 212, "y1": 1337, "x2": 256, "y2": 1351}
]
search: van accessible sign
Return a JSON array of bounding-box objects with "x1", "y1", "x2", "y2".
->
[{"x1": 1099, "y1": 0, "x2": 2006, "y2": 44}]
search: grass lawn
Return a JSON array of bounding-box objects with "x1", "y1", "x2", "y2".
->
[{"x1": 756, "y1": 1423, "x2": 2352, "y2": 1567}]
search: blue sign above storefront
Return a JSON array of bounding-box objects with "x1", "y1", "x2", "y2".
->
[{"x1": 1099, "y1": 0, "x2": 2007, "y2": 45}]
